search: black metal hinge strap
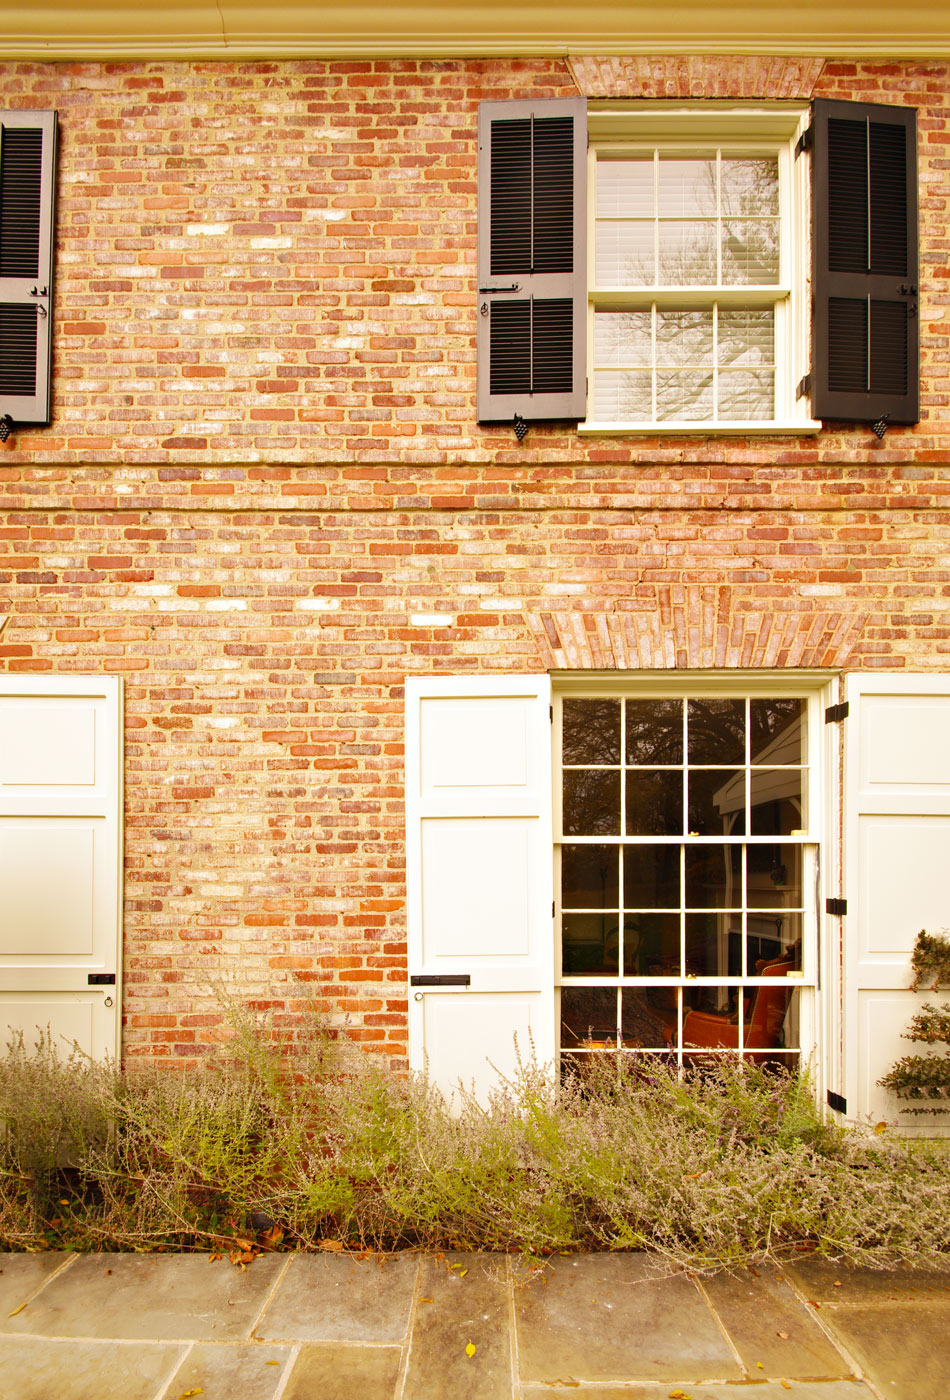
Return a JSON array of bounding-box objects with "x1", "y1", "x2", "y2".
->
[
  {"x1": 825, "y1": 701, "x2": 849, "y2": 724},
  {"x1": 87, "y1": 972, "x2": 116, "y2": 985},
  {"x1": 826, "y1": 898, "x2": 848, "y2": 917},
  {"x1": 827, "y1": 1089, "x2": 847, "y2": 1113}
]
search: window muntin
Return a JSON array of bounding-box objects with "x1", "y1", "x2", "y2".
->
[
  {"x1": 557, "y1": 691, "x2": 815, "y2": 1069},
  {"x1": 586, "y1": 113, "x2": 810, "y2": 432}
]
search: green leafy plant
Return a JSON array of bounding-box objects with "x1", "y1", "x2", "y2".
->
[{"x1": 879, "y1": 929, "x2": 950, "y2": 1114}]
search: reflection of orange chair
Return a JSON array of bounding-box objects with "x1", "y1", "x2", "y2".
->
[{"x1": 678, "y1": 955, "x2": 795, "y2": 1050}]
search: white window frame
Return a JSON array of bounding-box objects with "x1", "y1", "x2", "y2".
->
[
  {"x1": 581, "y1": 103, "x2": 820, "y2": 436},
  {"x1": 553, "y1": 670, "x2": 835, "y2": 1072}
]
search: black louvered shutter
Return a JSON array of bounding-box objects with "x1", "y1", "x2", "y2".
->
[
  {"x1": 0, "y1": 110, "x2": 57, "y2": 429},
  {"x1": 812, "y1": 99, "x2": 918, "y2": 425},
  {"x1": 477, "y1": 98, "x2": 586, "y2": 424}
]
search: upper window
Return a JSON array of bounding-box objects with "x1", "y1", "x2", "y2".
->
[
  {"x1": 476, "y1": 97, "x2": 919, "y2": 435},
  {"x1": 588, "y1": 116, "x2": 804, "y2": 431}
]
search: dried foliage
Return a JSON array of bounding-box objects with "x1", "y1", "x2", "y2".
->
[{"x1": 2, "y1": 1006, "x2": 949, "y2": 1271}]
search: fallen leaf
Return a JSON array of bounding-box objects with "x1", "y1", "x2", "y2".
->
[
  {"x1": 833, "y1": 1280, "x2": 843, "y2": 1288},
  {"x1": 682, "y1": 1172, "x2": 702, "y2": 1181},
  {"x1": 777, "y1": 1330, "x2": 789, "y2": 1340},
  {"x1": 264, "y1": 1227, "x2": 284, "y2": 1246},
  {"x1": 209, "y1": 1253, "x2": 222, "y2": 1263},
  {"x1": 874, "y1": 1121, "x2": 888, "y2": 1134},
  {"x1": 420, "y1": 1297, "x2": 434, "y2": 1303},
  {"x1": 320, "y1": 1240, "x2": 345, "y2": 1252},
  {"x1": 105, "y1": 1269, "x2": 112, "y2": 1276},
  {"x1": 265, "y1": 1361, "x2": 280, "y2": 1366},
  {"x1": 781, "y1": 1383, "x2": 792, "y2": 1392},
  {"x1": 668, "y1": 1391, "x2": 692, "y2": 1399},
  {"x1": 234, "y1": 1238, "x2": 254, "y2": 1251},
  {"x1": 459, "y1": 1269, "x2": 468, "y2": 1278},
  {"x1": 465, "y1": 1342, "x2": 476, "y2": 1358},
  {"x1": 756, "y1": 1361, "x2": 764, "y2": 1369},
  {"x1": 7, "y1": 1303, "x2": 27, "y2": 1318},
  {"x1": 59, "y1": 1199, "x2": 69, "y2": 1206},
  {"x1": 177, "y1": 1390, "x2": 204, "y2": 1399}
]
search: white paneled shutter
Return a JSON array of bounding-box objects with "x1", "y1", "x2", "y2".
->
[
  {"x1": 476, "y1": 98, "x2": 587, "y2": 425},
  {"x1": 842, "y1": 676, "x2": 950, "y2": 1132},
  {"x1": 0, "y1": 110, "x2": 56, "y2": 430},
  {"x1": 405, "y1": 676, "x2": 554, "y2": 1105},
  {"x1": 0, "y1": 676, "x2": 123, "y2": 1060}
]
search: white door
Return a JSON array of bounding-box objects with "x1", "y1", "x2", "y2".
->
[
  {"x1": 0, "y1": 676, "x2": 123, "y2": 1060},
  {"x1": 843, "y1": 674, "x2": 950, "y2": 1132},
  {"x1": 405, "y1": 676, "x2": 554, "y2": 1105}
]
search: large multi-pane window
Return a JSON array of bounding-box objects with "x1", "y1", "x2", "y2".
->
[{"x1": 556, "y1": 689, "x2": 817, "y2": 1073}]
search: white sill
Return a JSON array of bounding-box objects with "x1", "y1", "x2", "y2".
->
[{"x1": 578, "y1": 420, "x2": 822, "y2": 436}]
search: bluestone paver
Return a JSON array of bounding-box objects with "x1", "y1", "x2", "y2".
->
[
  {"x1": 783, "y1": 1254, "x2": 950, "y2": 1304},
  {"x1": 702, "y1": 1262, "x2": 852, "y2": 1378},
  {"x1": 0, "y1": 1337, "x2": 184, "y2": 1400},
  {"x1": 514, "y1": 1253, "x2": 742, "y2": 1384},
  {"x1": 811, "y1": 1301, "x2": 950, "y2": 1400},
  {"x1": 255, "y1": 1251, "x2": 418, "y2": 1342},
  {"x1": 402, "y1": 1253, "x2": 511, "y2": 1400},
  {"x1": 0, "y1": 1253, "x2": 285, "y2": 1341},
  {"x1": 0, "y1": 1251, "x2": 73, "y2": 1316},
  {"x1": 163, "y1": 1341, "x2": 293, "y2": 1399},
  {"x1": 282, "y1": 1342, "x2": 403, "y2": 1400}
]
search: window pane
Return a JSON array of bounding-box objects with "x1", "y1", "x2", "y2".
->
[
  {"x1": 563, "y1": 770, "x2": 621, "y2": 835},
  {"x1": 595, "y1": 220, "x2": 655, "y2": 285},
  {"x1": 721, "y1": 218, "x2": 780, "y2": 284},
  {"x1": 743, "y1": 981, "x2": 796, "y2": 1049},
  {"x1": 656, "y1": 310, "x2": 713, "y2": 366},
  {"x1": 562, "y1": 913, "x2": 619, "y2": 975},
  {"x1": 682, "y1": 984, "x2": 740, "y2": 1051},
  {"x1": 687, "y1": 767, "x2": 743, "y2": 835},
  {"x1": 720, "y1": 158, "x2": 779, "y2": 216},
  {"x1": 626, "y1": 770, "x2": 682, "y2": 835},
  {"x1": 623, "y1": 843, "x2": 680, "y2": 909},
  {"x1": 597, "y1": 158, "x2": 654, "y2": 217},
  {"x1": 631, "y1": 913, "x2": 681, "y2": 975},
  {"x1": 626, "y1": 699, "x2": 683, "y2": 764},
  {"x1": 656, "y1": 371, "x2": 713, "y2": 421},
  {"x1": 561, "y1": 843, "x2": 619, "y2": 909},
  {"x1": 563, "y1": 698, "x2": 620, "y2": 764},
  {"x1": 561, "y1": 985, "x2": 618, "y2": 1046},
  {"x1": 750, "y1": 698, "x2": 805, "y2": 763},
  {"x1": 685, "y1": 911, "x2": 732, "y2": 977},
  {"x1": 621, "y1": 987, "x2": 675, "y2": 1048},
  {"x1": 657, "y1": 158, "x2": 717, "y2": 217},
  {"x1": 593, "y1": 370, "x2": 652, "y2": 421},
  {"x1": 594, "y1": 311, "x2": 652, "y2": 364},
  {"x1": 750, "y1": 769, "x2": 804, "y2": 835},
  {"x1": 687, "y1": 698, "x2": 745, "y2": 764},
  {"x1": 718, "y1": 309, "x2": 774, "y2": 366},
  {"x1": 685, "y1": 843, "x2": 742, "y2": 908},
  {"x1": 718, "y1": 370, "x2": 774, "y2": 421},
  {"x1": 658, "y1": 220, "x2": 716, "y2": 284},
  {"x1": 746, "y1": 914, "x2": 802, "y2": 976},
  {"x1": 747, "y1": 842, "x2": 802, "y2": 906}
]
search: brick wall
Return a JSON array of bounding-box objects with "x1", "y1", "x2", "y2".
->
[{"x1": 1, "y1": 56, "x2": 949, "y2": 1065}]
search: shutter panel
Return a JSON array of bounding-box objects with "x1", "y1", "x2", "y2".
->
[
  {"x1": 812, "y1": 99, "x2": 918, "y2": 425},
  {"x1": 842, "y1": 676, "x2": 950, "y2": 1133},
  {"x1": 0, "y1": 110, "x2": 56, "y2": 429},
  {"x1": 405, "y1": 676, "x2": 554, "y2": 1107},
  {"x1": 477, "y1": 98, "x2": 587, "y2": 424}
]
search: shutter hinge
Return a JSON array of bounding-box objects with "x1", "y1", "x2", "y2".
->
[
  {"x1": 552, "y1": 901, "x2": 556, "y2": 919},
  {"x1": 796, "y1": 126, "x2": 813, "y2": 156},
  {"x1": 796, "y1": 373, "x2": 811, "y2": 400},
  {"x1": 826, "y1": 898, "x2": 847, "y2": 917},
  {"x1": 87, "y1": 972, "x2": 116, "y2": 986},
  {"x1": 826, "y1": 1089, "x2": 847, "y2": 1114},
  {"x1": 550, "y1": 705, "x2": 553, "y2": 722},
  {"x1": 824, "y1": 701, "x2": 849, "y2": 724}
]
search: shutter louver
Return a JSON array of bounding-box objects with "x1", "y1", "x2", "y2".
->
[
  {"x1": 477, "y1": 98, "x2": 587, "y2": 425},
  {"x1": 812, "y1": 99, "x2": 918, "y2": 425},
  {"x1": 0, "y1": 110, "x2": 56, "y2": 429}
]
